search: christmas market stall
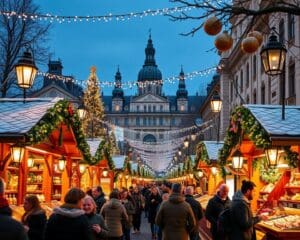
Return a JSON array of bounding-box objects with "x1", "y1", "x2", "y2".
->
[
  {"x1": 219, "y1": 105, "x2": 300, "y2": 239},
  {"x1": 112, "y1": 155, "x2": 127, "y2": 189},
  {"x1": 0, "y1": 98, "x2": 98, "y2": 218}
]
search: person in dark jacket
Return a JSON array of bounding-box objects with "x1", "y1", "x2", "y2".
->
[
  {"x1": 21, "y1": 195, "x2": 47, "y2": 240},
  {"x1": 230, "y1": 180, "x2": 267, "y2": 240},
  {"x1": 205, "y1": 184, "x2": 231, "y2": 240},
  {"x1": 83, "y1": 195, "x2": 108, "y2": 240},
  {"x1": 147, "y1": 186, "x2": 162, "y2": 239},
  {"x1": 132, "y1": 187, "x2": 144, "y2": 234},
  {"x1": 156, "y1": 183, "x2": 196, "y2": 240},
  {"x1": 92, "y1": 186, "x2": 106, "y2": 214},
  {"x1": 44, "y1": 188, "x2": 93, "y2": 240},
  {"x1": 120, "y1": 189, "x2": 135, "y2": 240},
  {"x1": 185, "y1": 186, "x2": 203, "y2": 240},
  {"x1": 0, "y1": 177, "x2": 28, "y2": 240}
]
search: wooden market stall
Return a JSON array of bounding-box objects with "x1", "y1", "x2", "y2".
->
[
  {"x1": 112, "y1": 155, "x2": 127, "y2": 190},
  {"x1": 0, "y1": 98, "x2": 99, "y2": 217},
  {"x1": 219, "y1": 104, "x2": 300, "y2": 239}
]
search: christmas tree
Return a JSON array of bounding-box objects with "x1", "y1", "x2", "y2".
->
[
  {"x1": 109, "y1": 131, "x2": 120, "y2": 155},
  {"x1": 82, "y1": 66, "x2": 106, "y2": 138}
]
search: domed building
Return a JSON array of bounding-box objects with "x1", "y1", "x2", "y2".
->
[{"x1": 103, "y1": 35, "x2": 206, "y2": 148}]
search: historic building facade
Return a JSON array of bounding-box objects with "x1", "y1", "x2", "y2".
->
[
  {"x1": 102, "y1": 35, "x2": 205, "y2": 144},
  {"x1": 216, "y1": 1, "x2": 300, "y2": 138}
]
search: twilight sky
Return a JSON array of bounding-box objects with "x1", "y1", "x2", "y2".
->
[{"x1": 37, "y1": 0, "x2": 219, "y2": 96}]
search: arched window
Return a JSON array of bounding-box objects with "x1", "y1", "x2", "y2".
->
[
  {"x1": 240, "y1": 70, "x2": 243, "y2": 93},
  {"x1": 143, "y1": 134, "x2": 157, "y2": 143},
  {"x1": 246, "y1": 95, "x2": 250, "y2": 104},
  {"x1": 253, "y1": 89, "x2": 257, "y2": 104},
  {"x1": 279, "y1": 19, "x2": 285, "y2": 44},
  {"x1": 289, "y1": 60, "x2": 295, "y2": 97},
  {"x1": 288, "y1": 14, "x2": 295, "y2": 40},
  {"x1": 261, "y1": 83, "x2": 265, "y2": 104},
  {"x1": 253, "y1": 55, "x2": 257, "y2": 81}
]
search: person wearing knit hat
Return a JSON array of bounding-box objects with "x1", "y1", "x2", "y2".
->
[{"x1": 0, "y1": 177, "x2": 28, "y2": 240}]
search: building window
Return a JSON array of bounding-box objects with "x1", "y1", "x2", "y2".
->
[
  {"x1": 289, "y1": 62, "x2": 295, "y2": 97},
  {"x1": 143, "y1": 117, "x2": 147, "y2": 126},
  {"x1": 115, "y1": 118, "x2": 119, "y2": 125},
  {"x1": 124, "y1": 118, "x2": 128, "y2": 127},
  {"x1": 235, "y1": 76, "x2": 238, "y2": 97},
  {"x1": 159, "y1": 117, "x2": 163, "y2": 125},
  {"x1": 159, "y1": 134, "x2": 163, "y2": 140},
  {"x1": 240, "y1": 70, "x2": 243, "y2": 93},
  {"x1": 253, "y1": 55, "x2": 257, "y2": 81},
  {"x1": 246, "y1": 63, "x2": 249, "y2": 88},
  {"x1": 230, "y1": 81, "x2": 233, "y2": 102},
  {"x1": 171, "y1": 118, "x2": 176, "y2": 126},
  {"x1": 148, "y1": 117, "x2": 152, "y2": 126},
  {"x1": 136, "y1": 117, "x2": 140, "y2": 126},
  {"x1": 261, "y1": 83, "x2": 265, "y2": 104},
  {"x1": 144, "y1": 105, "x2": 146, "y2": 112},
  {"x1": 153, "y1": 105, "x2": 156, "y2": 112},
  {"x1": 148, "y1": 105, "x2": 151, "y2": 112},
  {"x1": 135, "y1": 133, "x2": 140, "y2": 139},
  {"x1": 253, "y1": 89, "x2": 257, "y2": 104},
  {"x1": 114, "y1": 105, "x2": 120, "y2": 111},
  {"x1": 279, "y1": 19, "x2": 285, "y2": 44},
  {"x1": 246, "y1": 95, "x2": 249, "y2": 104},
  {"x1": 288, "y1": 14, "x2": 295, "y2": 40},
  {"x1": 137, "y1": 105, "x2": 140, "y2": 112},
  {"x1": 153, "y1": 117, "x2": 157, "y2": 126},
  {"x1": 160, "y1": 105, "x2": 163, "y2": 112},
  {"x1": 180, "y1": 105, "x2": 185, "y2": 111}
]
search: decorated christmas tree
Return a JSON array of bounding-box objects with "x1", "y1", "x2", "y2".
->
[
  {"x1": 109, "y1": 131, "x2": 120, "y2": 155},
  {"x1": 82, "y1": 66, "x2": 106, "y2": 138}
]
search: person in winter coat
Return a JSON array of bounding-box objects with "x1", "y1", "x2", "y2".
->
[
  {"x1": 92, "y1": 186, "x2": 106, "y2": 214},
  {"x1": 120, "y1": 189, "x2": 136, "y2": 240},
  {"x1": 147, "y1": 186, "x2": 162, "y2": 239},
  {"x1": 100, "y1": 190, "x2": 128, "y2": 240},
  {"x1": 21, "y1": 195, "x2": 47, "y2": 240},
  {"x1": 0, "y1": 177, "x2": 28, "y2": 240},
  {"x1": 205, "y1": 184, "x2": 231, "y2": 240},
  {"x1": 44, "y1": 188, "x2": 93, "y2": 240},
  {"x1": 230, "y1": 180, "x2": 267, "y2": 240},
  {"x1": 83, "y1": 195, "x2": 109, "y2": 240},
  {"x1": 156, "y1": 183, "x2": 196, "y2": 240},
  {"x1": 132, "y1": 187, "x2": 144, "y2": 234},
  {"x1": 185, "y1": 186, "x2": 203, "y2": 240}
]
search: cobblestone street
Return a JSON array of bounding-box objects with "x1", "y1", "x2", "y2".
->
[{"x1": 131, "y1": 215, "x2": 152, "y2": 240}]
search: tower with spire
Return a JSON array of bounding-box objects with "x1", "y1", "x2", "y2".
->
[
  {"x1": 112, "y1": 66, "x2": 124, "y2": 112},
  {"x1": 137, "y1": 33, "x2": 162, "y2": 96},
  {"x1": 176, "y1": 66, "x2": 188, "y2": 111}
]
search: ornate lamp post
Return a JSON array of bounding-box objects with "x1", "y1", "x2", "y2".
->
[
  {"x1": 232, "y1": 149, "x2": 244, "y2": 170},
  {"x1": 265, "y1": 147, "x2": 279, "y2": 168},
  {"x1": 260, "y1": 28, "x2": 287, "y2": 120},
  {"x1": 14, "y1": 49, "x2": 38, "y2": 103},
  {"x1": 210, "y1": 91, "x2": 223, "y2": 142},
  {"x1": 10, "y1": 144, "x2": 25, "y2": 163}
]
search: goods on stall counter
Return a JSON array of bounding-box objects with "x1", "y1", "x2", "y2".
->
[
  {"x1": 260, "y1": 183, "x2": 275, "y2": 193},
  {"x1": 262, "y1": 215, "x2": 300, "y2": 230},
  {"x1": 286, "y1": 172, "x2": 300, "y2": 187}
]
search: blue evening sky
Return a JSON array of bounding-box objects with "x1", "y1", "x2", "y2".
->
[{"x1": 37, "y1": 0, "x2": 219, "y2": 96}]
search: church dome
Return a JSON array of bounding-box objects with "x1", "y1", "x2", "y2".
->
[{"x1": 137, "y1": 35, "x2": 162, "y2": 82}]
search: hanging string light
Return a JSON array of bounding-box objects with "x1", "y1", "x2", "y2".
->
[{"x1": 0, "y1": 6, "x2": 195, "y2": 24}]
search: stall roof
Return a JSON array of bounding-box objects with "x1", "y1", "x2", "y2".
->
[
  {"x1": 0, "y1": 98, "x2": 60, "y2": 135},
  {"x1": 113, "y1": 155, "x2": 126, "y2": 169},
  {"x1": 203, "y1": 141, "x2": 224, "y2": 161},
  {"x1": 245, "y1": 105, "x2": 300, "y2": 138}
]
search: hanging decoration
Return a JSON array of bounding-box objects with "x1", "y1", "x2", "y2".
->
[{"x1": 0, "y1": 6, "x2": 194, "y2": 24}]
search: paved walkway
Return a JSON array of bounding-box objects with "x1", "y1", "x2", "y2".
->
[{"x1": 131, "y1": 214, "x2": 151, "y2": 240}]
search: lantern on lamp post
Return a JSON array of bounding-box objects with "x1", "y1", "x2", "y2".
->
[
  {"x1": 79, "y1": 161, "x2": 88, "y2": 174},
  {"x1": 260, "y1": 27, "x2": 287, "y2": 120},
  {"x1": 210, "y1": 91, "x2": 222, "y2": 113},
  {"x1": 77, "y1": 103, "x2": 87, "y2": 120},
  {"x1": 183, "y1": 138, "x2": 189, "y2": 148},
  {"x1": 265, "y1": 147, "x2": 279, "y2": 168},
  {"x1": 232, "y1": 149, "x2": 244, "y2": 170},
  {"x1": 14, "y1": 49, "x2": 38, "y2": 103},
  {"x1": 10, "y1": 144, "x2": 25, "y2": 163}
]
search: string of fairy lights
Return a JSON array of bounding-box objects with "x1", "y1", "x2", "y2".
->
[
  {"x1": 0, "y1": 6, "x2": 195, "y2": 24},
  {"x1": 36, "y1": 65, "x2": 216, "y2": 89}
]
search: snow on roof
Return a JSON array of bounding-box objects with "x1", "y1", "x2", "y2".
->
[
  {"x1": 113, "y1": 155, "x2": 126, "y2": 169},
  {"x1": 203, "y1": 141, "x2": 224, "y2": 161},
  {"x1": 86, "y1": 138, "x2": 103, "y2": 156},
  {"x1": 244, "y1": 104, "x2": 300, "y2": 136},
  {"x1": 0, "y1": 98, "x2": 60, "y2": 135}
]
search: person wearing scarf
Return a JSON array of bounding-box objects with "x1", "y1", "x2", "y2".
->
[{"x1": 44, "y1": 187, "x2": 93, "y2": 240}]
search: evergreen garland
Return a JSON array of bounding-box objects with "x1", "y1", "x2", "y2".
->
[
  {"x1": 195, "y1": 142, "x2": 211, "y2": 166},
  {"x1": 283, "y1": 146, "x2": 299, "y2": 168}
]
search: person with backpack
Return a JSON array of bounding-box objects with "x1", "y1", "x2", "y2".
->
[
  {"x1": 230, "y1": 180, "x2": 267, "y2": 240},
  {"x1": 205, "y1": 184, "x2": 231, "y2": 240}
]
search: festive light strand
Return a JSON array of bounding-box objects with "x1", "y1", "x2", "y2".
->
[
  {"x1": 37, "y1": 66, "x2": 217, "y2": 89},
  {"x1": 0, "y1": 6, "x2": 195, "y2": 24}
]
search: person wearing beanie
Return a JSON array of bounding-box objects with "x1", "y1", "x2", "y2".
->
[
  {"x1": 0, "y1": 177, "x2": 28, "y2": 240},
  {"x1": 156, "y1": 183, "x2": 196, "y2": 240}
]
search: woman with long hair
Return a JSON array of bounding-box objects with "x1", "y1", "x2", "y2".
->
[
  {"x1": 120, "y1": 189, "x2": 135, "y2": 240},
  {"x1": 83, "y1": 195, "x2": 108, "y2": 240},
  {"x1": 147, "y1": 186, "x2": 162, "y2": 240},
  {"x1": 21, "y1": 195, "x2": 47, "y2": 240}
]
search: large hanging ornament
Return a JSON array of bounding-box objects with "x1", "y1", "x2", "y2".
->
[
  {"x1": 247, "y1": 31, "x2": 263, "y2": 46},
  {"x1": 204, "y1": 16, "x2": 222, "y2": 36},
  {"x1": 214, "y1": 31, "x2": 233, "y2": 52},
  {"x1": 241, "y1": 36, "x2": 259, "y2": 53}
]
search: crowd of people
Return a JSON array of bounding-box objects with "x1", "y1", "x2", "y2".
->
[{"x1": 0, "y1": 176, "x2": 267, "y2": 240}]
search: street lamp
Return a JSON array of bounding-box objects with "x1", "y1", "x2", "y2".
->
[
  {"x1": 232, "y1": 149, "x2": 244, "y2": 170},
  {"x1": 79, "y1": 161, "x2": 88, "y2": 174},
  {"x1": 265, "y1": 147, "x2": 279, "y2": 168},
  {"x1": 184, "y1": 138, "x2": 189, "y2": 148},
  {"x1": 77, "y1": 103, "x2": 87, "y2": 120},
  {"x1": 102, "y1": 168, "x2": 109, "y2": 177},
  {"x1": 260, "y1": 28, "x2": 287, "y2": 120},
  {"x1": 14, "y1": 49, "x2": 38, "y2": 103},
  {"x1": 211, "y1": 166, "x2": 218, "y2": 176},
  {"x1": 10, "y1": 144, "x2": 25, "y2": 163},
  {"x1": 210, "y1": 91, "x2": 222, "y2": 113}
]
